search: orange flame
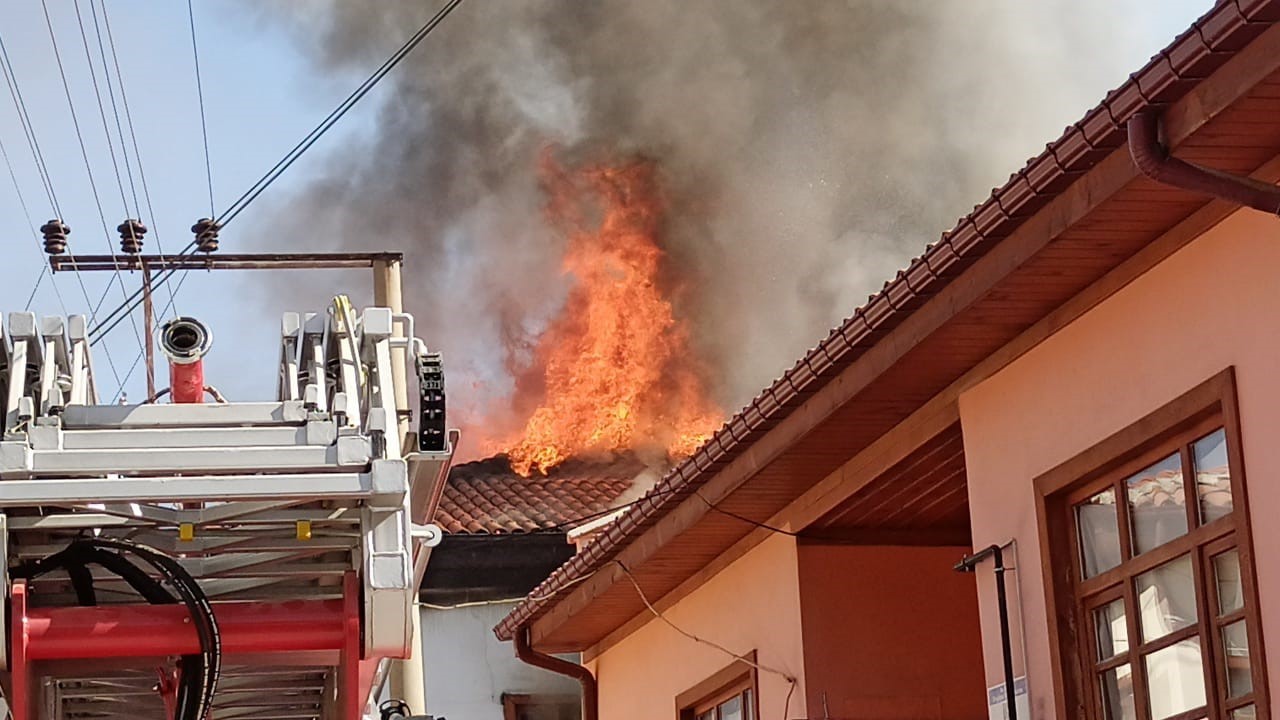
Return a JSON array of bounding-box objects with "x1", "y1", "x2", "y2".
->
[{"x1": 504, "y1": 153, "x2": 722, "y2": 475}]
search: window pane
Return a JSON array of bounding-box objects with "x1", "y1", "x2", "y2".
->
[
  {"x1": 1095, "y1": 598, "x2": 1129, "y2": 661},
  {"x1": 1231, "y1": 705, "x2": 1256, "y2": 720},
  {"x1": 1100, "y1": 664, "x2": 1136, "y2": 720},
  {"x1": 1193, "y1": 429, "x2": 1232, "y2": 525},
  {"x1": 1127, "y1": 453, "x2": 1188, "y2": 555},
  {"x1": 1136, "y1": 554, "x2": 1197, "y2": 642},
  {"x1": 719, "y1": 694, "x2": 743, "y2": 720},
  {"x1": 1214, "y1": 549, "x2": 1244, "y2": 616},
  {"x1": 1078, "y1": 488, "x2": 1122, "y2": 578},
  {"x1": 1144, "y1": 637, "x2": 1207, "y2": 720},
  {"x1": 1223, "y1": 620, "x2": 1252, "y2": 699},
  {"x1": 742, "y1": 690, "x2": 753, "y2": 720}
]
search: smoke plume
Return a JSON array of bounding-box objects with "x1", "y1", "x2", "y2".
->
[{"x1": 250, "y1": 1, "x2": 1187, "y2": 457}]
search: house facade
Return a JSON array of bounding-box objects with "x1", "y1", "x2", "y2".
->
[
  {"x1": 421, "y1": 455, "x2": 647, "y2": 720},
  {"x1": 494, "y1": 3, "x2": 1280, "y2": 719}
]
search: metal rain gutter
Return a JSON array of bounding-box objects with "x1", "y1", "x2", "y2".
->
[
  {"x1": 514, "y1": 625, "x2": 599, "y2": 720},
  {"x1": 1128, "y1": 109, "x2": 1280, "y2": 215}
]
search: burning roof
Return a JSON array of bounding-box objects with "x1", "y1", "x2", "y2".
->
[
  {"x1": 436, "y1": 452, "x2": 655, "y2": 535},
  {"x1": 495, "y1": 153, "x2": 723, "y2": 475}
]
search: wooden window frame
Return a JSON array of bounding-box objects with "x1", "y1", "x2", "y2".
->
[
  {"x1": 675, "y1": 651, "x2": 760, "y2": 720},
  {"x1": 1035, "y1": 368, "x2": 1269, "y2": 720}
]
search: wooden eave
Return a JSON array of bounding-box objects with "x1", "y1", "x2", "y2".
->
[{"x1": 495, "y1": 0, "x2": 1280, "y2": 653}]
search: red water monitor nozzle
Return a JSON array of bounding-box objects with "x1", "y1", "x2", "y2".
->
[{"x1": 160, "y1": 317, "x2": 213, "y2": 403}]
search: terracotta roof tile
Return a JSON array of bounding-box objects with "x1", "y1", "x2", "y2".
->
[{"x1": 435, "y1": 454, "x2": 648, "y2": 535}]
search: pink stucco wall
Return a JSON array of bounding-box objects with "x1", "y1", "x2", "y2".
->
[
  {"x1": 589, "y1": 534, "x2": 807, "y2": 720},
  {"x1": 797, "y1": 544, "x2": 987, "y2": 719},
  {"x1": 959, "y1": 209, "x2": 1280, "y2": 716}
]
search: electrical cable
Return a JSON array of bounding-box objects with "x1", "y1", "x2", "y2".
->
[
  {"x1": 0, "y1": 29, "x2": 60, "y2": 216},
  {"x1": 86, "y1": 0, "x2": 467, "y2": 346},
  {"x1": 40, "y1": 0, "x2": 140, "y2": 385},
  {"x1": 692, "y1": 491, "x2": 802, "y2": 537},
  {"x1": 100, "y1": 0, "x2": 176, "y2": 274},
  {"x1": 187, "y1": 0, "x2": 214, "y2": 217},
  {"x1": 215, "y1": 0, "x2": 465, "y2": 228},
  {"x1": 87, "y1": 0, "x2": 140, "y2": 219},
  {"x1": 614, "y1": 560, "x2": 798, "y2": 718},
  {"x1": 72, "y1": 0, "x2": 131, "y2": 218},
  {"x1": 0, "y1": 23, "x2": 123, "y2": 386},
  {"x1": 1, "y1": 133, "x2": 70, "y2": 315}
]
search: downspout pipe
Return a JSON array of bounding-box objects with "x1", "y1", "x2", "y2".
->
[
  {"x1": 514, "y1": 625, "x2": 598, "y2": 720},
  {"x1": 955, "y1": 544, "x2": 1017, "y2": 720},
  {"x1": 1128, "y1": 110, "x2": 1280, "y2": 215}
]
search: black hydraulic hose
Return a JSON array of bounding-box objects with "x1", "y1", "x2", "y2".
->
[
  {"x1": 64, "y1": 561, "x2": 96, "y2": 605},
  {"x1": 15, "y1": 539, "x2": 221, "y2": 720},
  {"x1": 91, "y1": 538, "x2": 221, "y2": 720},
  {"x1": 955, "y1": 544, "x2": 1017, "y2": 720}
]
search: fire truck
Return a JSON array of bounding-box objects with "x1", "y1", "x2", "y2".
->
[{"x1": 0, "y1": 256, "x2": 455, "y2": 720}]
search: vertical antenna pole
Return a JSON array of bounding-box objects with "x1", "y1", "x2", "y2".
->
[{"x1": 142, "y1": 260, "x2": 156, "y2": 400}]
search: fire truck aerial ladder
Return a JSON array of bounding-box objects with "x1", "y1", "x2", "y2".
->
[{"x1": 0, "y1": 253, "x2": 456, "y2": 720}]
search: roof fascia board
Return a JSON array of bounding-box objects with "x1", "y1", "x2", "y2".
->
[
  {"x1": 506, "y1": 12, "x2": 1280, "y2": 648},
  {"x1": 580, "y1": 143, "x2": 1280, "y2": 659},
  {"x1": 527, "y1": 147, "x2": 1138, "y2": 648}
]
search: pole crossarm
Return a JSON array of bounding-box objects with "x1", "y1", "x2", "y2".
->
[{"x1": 50, "y1": 252, "x2": 406, "y2": 272}]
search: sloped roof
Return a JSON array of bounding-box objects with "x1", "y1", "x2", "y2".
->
[
  {"x1": 436, "y1": 454, "x2": 648, "y2": 534},
  {"x1": 496, "y1": 0, "x2": 1280, "y2": 649}
]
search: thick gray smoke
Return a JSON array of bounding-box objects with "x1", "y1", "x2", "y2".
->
[{"x1": 250, "y1": 1, "x2": 1191, "y2": 453}]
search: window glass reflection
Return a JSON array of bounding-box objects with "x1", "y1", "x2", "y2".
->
[
  {"x1": 1193, "y1": 430, "x2": 1232, "y2": 525},
  {"x1": 1223, "y1": 620, "x2": 1252, "y2": 699},
  {"x1": 1078, "y1": 489, "x2": 1122, "y2": 577},
  {"x1": 1136, "y1": 554, "x2": 1197, "y2": 643},
  {"x1": 1215, "y1": 550, "x2": 1244, "y2": 616},
  {"x1": 1100, "y1": 665, "x2": 1136, "y2": 720},
  {"x1": 1128, "y1": 453, "x2": 1187, "y2": 555},
  {"x1": 1095, "y1": 598, "x2": 1128, "y2": 660},
  {"x1": 720, "y1": 695, "x2": 742, "y2": 720},
  {"x1": 1144, "y1": 638, "x2": 1206, "y2": 720}
]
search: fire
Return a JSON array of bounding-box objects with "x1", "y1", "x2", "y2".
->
[{"x1": 504, "y1": 153, "x2": 722, "y2": 475}]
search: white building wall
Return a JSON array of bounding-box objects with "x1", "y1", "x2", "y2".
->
[{"x1": 421, "y1": 603, "x2": 581, "y2": 719}]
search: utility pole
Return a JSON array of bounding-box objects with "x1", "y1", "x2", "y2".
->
[{"x1": 374, "y1": 256, "x2": 429, "y2": 716}]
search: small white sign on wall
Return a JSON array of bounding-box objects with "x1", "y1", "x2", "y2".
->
[{"x1": 987, "y1": 676, "x2": 1029, "y2": 720}]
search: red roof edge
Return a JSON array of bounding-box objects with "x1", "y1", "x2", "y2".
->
[{"x1": 494, "y1": 0, "x2": 1280, "y2": 643}]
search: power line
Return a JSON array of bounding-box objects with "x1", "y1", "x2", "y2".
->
[
  {"x1": 86, "y1": 0, "x2": 140, "y2": 219},
  {"x1": 96, "y1": 0, "x2": 177, "y2": 317},
  {"x1": 88, "y1": 0, "x2": 467, "y2": 347},
  {"x1": 71, "y1": 0, "x2": 131, "y2": 219},
  {"x1": 187, "y1": 0, "x2": 213, "y2": 217},
  {"x1": 0, "y1": 26, "x2": 110, "y2": 348},
  {"x1": 0, "y1": 30, "x2": 60, "y2": 216},
  {"x1": 216, "y1": 0, "x2": 465, "y2": 228},
  {"x1": 1, "y1": 134, "x2": 69, "y2": 315},
  {"x1": 40, "y1": 0, "x2": 137, "y2": 388},
  {"x1": 216, "y1": 0, "x2": 465, "y2": 229}
]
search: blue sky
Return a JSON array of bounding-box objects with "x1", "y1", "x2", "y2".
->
[{"x1": 0, "y1": 1, "x2": 1212, "y2": 405}]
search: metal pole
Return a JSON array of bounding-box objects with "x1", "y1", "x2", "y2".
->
[
  {"x1": 954, "y1": 544, "x2": 1017, "y2": 720},
  {"x1": 373, "y1": 257, "x2": 426, "y2": 714},
  {"x1": 142, "y1": 260, "x2": 156, "y2": 400}
]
